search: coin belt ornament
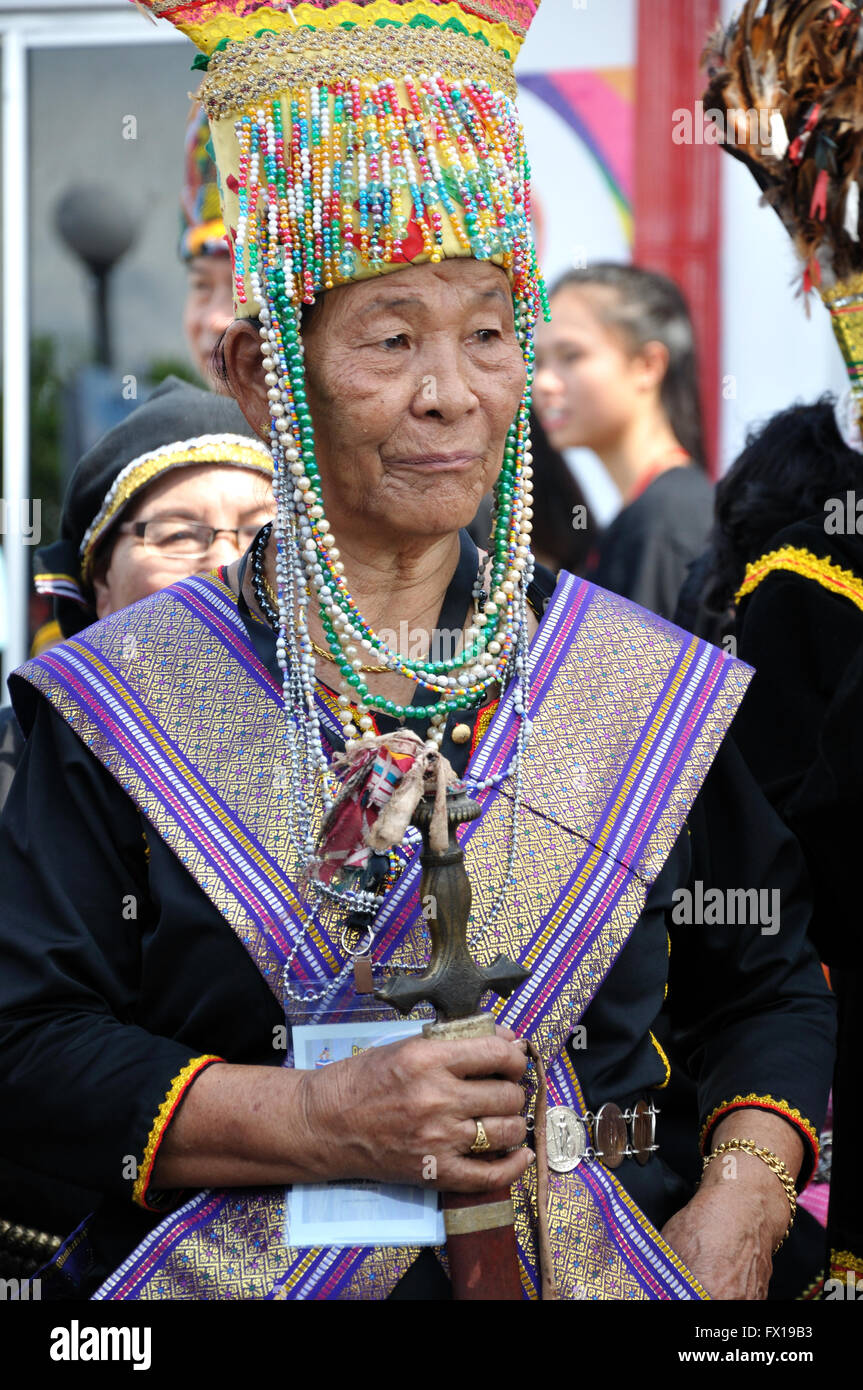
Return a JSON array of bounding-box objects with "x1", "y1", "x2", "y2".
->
[
  {"x1": 545, "y1": 1106, "x2": 587, "y2": 1174},
  {"x1": 631, "y1": 1099, "x2": 657, "y2": 1166},
  {"x1": 544, "y1": 1101, "x2": 660, "y2": 1173},
  {"x1": 595, "y1": 1102, "x2": 628, "y2": 1170}
]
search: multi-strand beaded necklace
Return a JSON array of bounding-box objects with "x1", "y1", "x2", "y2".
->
[{"x1": 230, "y1": 74, "x2": 547, "y2": 995}]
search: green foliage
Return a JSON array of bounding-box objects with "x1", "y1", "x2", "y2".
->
[
  {"x1": 29, "y1": 335, "x2": 64, "y2": 544},
  {"x1": 1, "y1": 343, "x2": 200, "y2": 561},
  {"x1": 146, "y1": 357, "x2": 200, "y2": 389}
]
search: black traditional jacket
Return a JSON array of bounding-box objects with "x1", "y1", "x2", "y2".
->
[{"x1": 733, "y1": 515, "x2": 863, "y2": 1284}]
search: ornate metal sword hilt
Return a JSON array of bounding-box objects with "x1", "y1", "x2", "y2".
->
[{"x1": 374, "y1": 782, "x2": 530, "y2": 1022}]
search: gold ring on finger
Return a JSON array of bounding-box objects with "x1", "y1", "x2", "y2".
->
[{"x1": 469, "y1": 1118, "x2": 491, "y2": 1154}]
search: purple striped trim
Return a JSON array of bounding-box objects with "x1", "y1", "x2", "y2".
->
[
  {"x1": 96, "y1": 1191, "x2": 364, "y2": 1303},
  {"x1": 500, "y1": 863, "x2": 631, "y2": 1038},
  {"x1": 601, "y1": 637, "x2": 703, "y2": 827},
  {"x1": 32, "y1": 642, "x2": 334, "y2": 986},
  {"x1": 96, "y1": 1190, "x2": 371, "y2": 1303},
  {"x1": 174, "y1": 579, "x2": 283, "y2": 701},
  {"x1": 302, "y1": 1248, "x2": 365, "y2": 1301},
  {"x1": 547, "y1": 1050, "x2": 586, "y2": 1111},
  {"x1": 266, "y1": 1245, "x2": 366, "y2": 1302},
  {"x1": 95, "y1": 1192, "x2": 228, "y2": 1300},
  {"x1": 597, "y1": 641, "x2": 726, "y2": 872},
  {"x1": 583, "y1": 643, "x2": 720, "y2": 879},
  {"x1": 34, "y1": 576, "x2": 87, "y2": 605},
  {"x1": 175, "y1": 575, "x2": 362, "y2": 744},
  {"x1": 470, "y1": 572, "x2": 590, "y2": 782},
  {"x1": 578, "y1": 1168, "x2": 680, "y2": 1299},
  {"x1": 622, "y1": 652, "x2": 728, "y2": 875}
]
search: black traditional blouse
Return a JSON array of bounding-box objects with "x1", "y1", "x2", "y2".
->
[{"x1": 586, "y1": 467, "x2": 714, "y2": 622}]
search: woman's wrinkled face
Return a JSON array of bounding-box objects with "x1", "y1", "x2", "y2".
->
[
  {"x1": 298, "y1": 258, "x2": 526, "y2": 545},
  {"x1": 533, "y1": 287, "x2": 643, "y2": 453},
  {"x1": 92, "y1": 462, "x2": 274, "y2": 618}
]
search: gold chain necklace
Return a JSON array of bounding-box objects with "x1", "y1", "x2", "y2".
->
[
  {"x1": 309, "y1": 636, "x2": 390, "y2": 674},
  {"x1": 259, "y1": 571, "x2": 390, "y2": 674}
]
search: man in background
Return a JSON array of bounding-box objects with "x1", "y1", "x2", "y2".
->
[{"x1": 180, "y1": 102, "x2": 234, "y2": 387}]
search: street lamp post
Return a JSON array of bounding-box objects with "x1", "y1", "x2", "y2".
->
[{"x1": 55, "y1": 185, "x2": 137, "y2": 369}]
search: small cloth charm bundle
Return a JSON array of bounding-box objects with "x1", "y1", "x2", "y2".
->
[{"x1": 313, "y1": 732, "x2": 460, "y2": 886}]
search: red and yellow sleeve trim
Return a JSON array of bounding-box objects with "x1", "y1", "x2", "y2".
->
[
  {"x1": 736, "y1": 545, "x2": 863, "y2": 614},
  {"x1": 133, "y1": 1055, "x2": 223, "y2": 1211},
  {"x1": 797, "y1": 1269, "x2": 827, "y2": 1301},
  {"x1": 700, "y1": 1093, "x2": 820, "y2": 1176}
]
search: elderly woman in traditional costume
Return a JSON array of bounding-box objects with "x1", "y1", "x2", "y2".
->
[{"x1": 0, "y1": 0, "x2": 834, "y2": 1301}]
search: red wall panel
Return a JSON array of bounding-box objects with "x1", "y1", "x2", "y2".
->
[{"x1": 635, "y1": 0, "x2": 722, "y2": 475}]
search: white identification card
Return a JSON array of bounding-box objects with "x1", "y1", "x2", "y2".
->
[{"x1": 285, "y1": 1019, "x2": 445, "y2": 1250}]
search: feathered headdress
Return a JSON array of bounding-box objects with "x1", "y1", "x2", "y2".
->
[
  {"x1": 704, "y1": 1, "x2": 863, "y2": 437},
  {"x1": 704, "y1": 1, "x2": 863, "y2": 291}
]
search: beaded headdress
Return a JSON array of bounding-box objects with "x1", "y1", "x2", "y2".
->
[
  {"x1": 136, "y1": 0, "x2": 544, "y2": 724},
  {"x1": 704, "y1": 0, "x2": 863, "y2": 449},
  {"x1": 141, "y1": 0, "x2": 543, "y2": 316},
  {"x1": 180, "y1": 101, "x2": 228, "y2": 260}
]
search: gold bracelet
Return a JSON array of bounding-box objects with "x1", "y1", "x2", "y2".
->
[{"x1": 702, "y1": 1138, "x2": 797, "y2": 1253}]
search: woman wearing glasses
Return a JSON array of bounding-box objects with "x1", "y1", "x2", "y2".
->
[
  {"x1": 34, "y1": 375, "x2": 274, "y2": 636},
  {"x1": 0, "y1": 376, "x2": 273, "y2": 1277},
  {"x1": 0, "y1": 377, "x2": 274, "y2": 817}
]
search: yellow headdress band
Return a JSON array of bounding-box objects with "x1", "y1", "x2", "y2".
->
[
  {"x1": 79, "y1": 433, "x2": 273, "y2": 580},
  {"x1": 134, "y1": 0, "x2": 545, "y2": 320}
]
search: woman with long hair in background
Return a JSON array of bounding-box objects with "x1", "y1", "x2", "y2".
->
[
  {"x1": 534, "y1": 263, "x2": 712, "y2": 620},
  {"x1": 467, "y1": 410, "x2": 597, "y2": 578}
]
